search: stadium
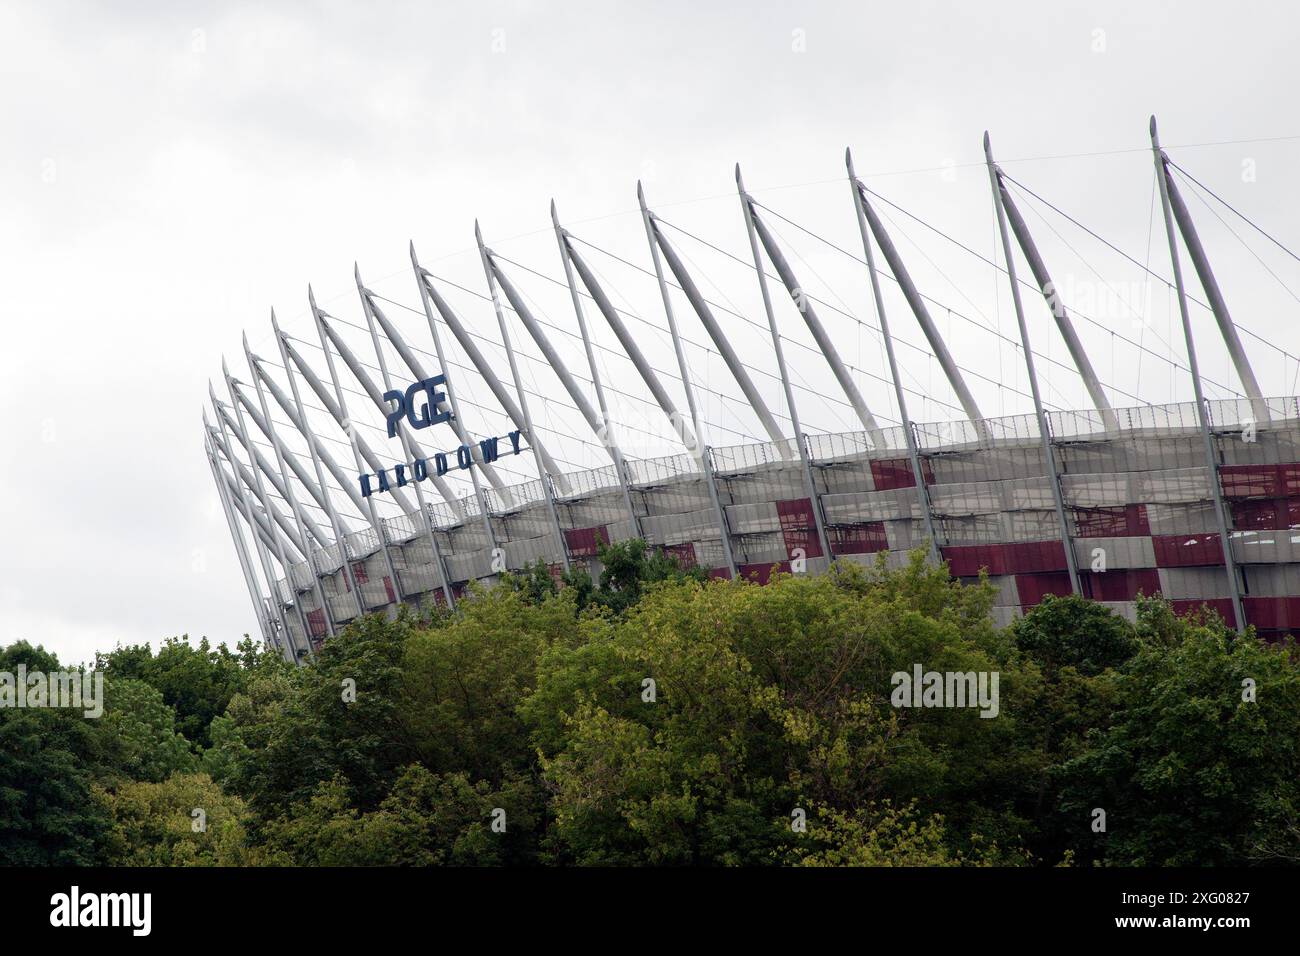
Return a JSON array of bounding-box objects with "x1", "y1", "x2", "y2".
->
[{"x1": 204, "y1": 120, "x2": 1300, "y2": 664}]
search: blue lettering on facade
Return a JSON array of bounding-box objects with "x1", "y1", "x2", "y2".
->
[{"x1": 358, "y1": 374, "x2": 527, "y2": 499}]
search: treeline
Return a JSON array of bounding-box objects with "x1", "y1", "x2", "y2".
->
[{"x1": 3, "y1": 542, "x2": 1299, "y2": 866}]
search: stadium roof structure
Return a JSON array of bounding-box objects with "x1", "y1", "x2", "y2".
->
[{"x1": 205, "y1": 118, "x2": 1300, "y2": 663}]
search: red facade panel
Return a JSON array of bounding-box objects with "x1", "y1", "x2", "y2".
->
[
  {"x1": 737, "y1": 561, "x2": 790, "y2": 584},
  {"x1": 661, "y1": 542, "x2": 698, "y2": 568},
  {"x1": 831, "y1": 522, "x2": 889, "y2": 555},
  {"x1": 1220, "y1": 463, "x2": 1300, "y2": 499},
  {"x1": 942, "y1": 544, "x2": 1007, "y2": 577},
  {"x1": 1285, "y1": 463, "x2": 1300, "y2": 497},
  {"x1": 1074, "y1": 504, "x2": 1151, "y2": 537},
  {"x1": 870, "y1": 458, "x2": 934, "y2": 490},
  {"x1": 1243, "y1": 597, "x2": 1300, "y2": 633},
  {"x1": 1081, "y1": 568, "x2": 1162, "y2": 601},
  {"x1": 564, "y1": 524, "x2": 611, "y2": 558},
  {"x1": 944, "y1": 540, "x2": 1067, "y2": 578},
  {"x1": 1016, "y1": 571, "x2": 1073, "y2": 607},
  {"x1": 776, "y1": 498, "x2": 824, "y2": 558},
  {"x1": 1153, "y1": 533, "x2": 1226, "y2": 567},
  {"x1": 1230, "y1": 498, "x2": 1300, "y2": 532},
  {"x1": 1005, "y1": 540, "x2": 1069, "y2": 573},
  {"x1": 1170, "y1": 598, "x2": 1237, "y2": 629},
  {"x1": 306, "y1": 608, "x2": 328, "y2": 638}
]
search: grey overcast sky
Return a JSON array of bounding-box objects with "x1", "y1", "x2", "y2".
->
[{"x1": 4, "y1": 0, "x2": 1300, "y2": 665}]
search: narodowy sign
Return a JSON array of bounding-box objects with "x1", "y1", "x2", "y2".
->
[{"x1": 360, "y1": 373, "x2": 525, "y2": 498}]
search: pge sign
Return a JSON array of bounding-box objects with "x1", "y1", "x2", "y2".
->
[
  {"x1": 362, "y1": 373, "x2": 526, "y2": 499},
  {"x1": 384, "y1": 375, "x2": 450, "y2": 438}
]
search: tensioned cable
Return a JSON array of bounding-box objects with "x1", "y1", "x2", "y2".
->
[
  {"x1": 660, "y1": 209, "x2": 1065, "y2": 407},
  {"x1": 654, "y1": 214, "x2": 1075, "y2": 413},
  {"x1": 1165, "y1": 164, "x2": 1300, "y2": 396},
  {"x1": 368, "y1": 285, "x2": 764, "y2": 446},
  {"x1": 669, "y1": 216, "x2": 861, "y2": 435},
  {"x1": 756, "y1": 189, "x2": 1221, "y2": 405},
  {"x1": 1166, "y1": 158, "x2": 1300, "y2": 268},
  {"x1": 838, "y1": 188, "x2": 1202, "y2": 399},
  {"x1": 1168, "y1": 163, "x2": 1300, "y2": 308},
  {"x1": 567, "y1": 232, "x2": 976, "y2": 421},
  {"x1": 995, "y1": 181, "x2": 1188, "y2": 383},
  {"x1": 593, "y1": 135, "x2": 1300, "y2": 215},
  {"x1": 754, "y1": 207, "x2": 985, "y2": 416},
  {"x1": 279, "y1": 329, "x2": 674, "y2": 467},
  {"x1": 389, "y1": 273, "x2": 771, "y2": 443},
  {"x1": 1000, "y1": 170, "x2": 1300, "y2": 373},
  {"x1": 1004, "y1": 176, "x2": 1248, "y2": 402},
  {"x1": 489, "y1": 254, "x2": 774, "y2": 442},
  {"x1": 271, "y1": 131, "x2": 1300, "y2": 339}
]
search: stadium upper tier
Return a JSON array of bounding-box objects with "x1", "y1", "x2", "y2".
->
[
  {"x1": 204, "y1": 126, "x2": 1300, "y2": 663},
  {"x1": 220, "y1": 394, "x2": 1300, "y2": 663}
]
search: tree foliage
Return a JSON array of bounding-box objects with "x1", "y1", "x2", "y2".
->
[{"x1": 4, "y1": 548, "x2": 1298, "y2": 867}]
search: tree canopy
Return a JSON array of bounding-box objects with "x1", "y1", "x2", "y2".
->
[{"x1": 3, "y1": 542, "x2": 1297, "y2": 866}]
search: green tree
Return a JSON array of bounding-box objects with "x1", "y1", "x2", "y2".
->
[
  {"x1": 261, "y1": 765, "x2": 542, "y2": 866},
  {"x1": 98, "y1": 636, "x2": 284, "y2": 749},
  {"x1": 0, "y1": 642, "x2": 112, "y2": 865},
  {"x1": 100, "y1": 772, "x2": 266, "y2": 866},
  {"x1": 795, "y1": 801, "x2": 999, "y2": 867},
  {"x1": 1010, "y1": 593, "x2": 1138, "y2": 677},
  {"x1": 1058, "y1": 599, "x2": 1300, "y2": 865},
  {"x1": 223, "y1": 612, "x2": 413, "y2": 822},
  {"x1": 100, "y1": 677, "x2": 197, "y2": 783},
  {"x1": 528, "y1": 555, "x2": 1035, "y2": 865}
]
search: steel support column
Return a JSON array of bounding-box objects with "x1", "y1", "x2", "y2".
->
[
  {"x1": 227, "y1": 380, "x2": 332, "y2": 543},
  {"x1": 208, "y1": 415, "x2": 310, "y2": 560},
  {"x1": 985, "y1": 133, "x2": 1081, "y2": 596},
  {"x1": 211, "y1": 382, "x2": 296, "y2": 662},
  {"x1": 485, "y1": 254, "x2": 610, "y2": 453},
  {"x1": 246, "y1": 327, "x2": 335, "y2": 639},
  {"x1": 847, "y1": 149, "x2": 941, "y2": 565},
  {"x1": 215, "y1": 399, "x2": 326, "y2": 549},
  {"x1": 412, "y1": 262, "x2": 566, "y2": 486},
  {"x1": 856, "y1": 183, "x2": 986, "y2": 427},
  {"x1": 316, "y1": 311, "x2": 466, "y2": 516},
  {"x1": 642, "y1": 209, "x2": 789, "y2": 450},
  {"x1": 639, "y1": 182, "x2": 738, "y2": 578},
  {"x1": 356, "y1": 264, "x2": 456, "y2": 609},
  {"x1": 1151, "y1": 116, "x2": 1246, "y2": 633},
  {"x1": 552, "y1": 202, "x2": 642, "y2": 537},
  {"x1": 205, "y1": 426, "x2": 273, "y2": 647},
  {"x1": 272, "y1": 315, "x2": 366, "y2": 617},
  {"x1": 560, "y1": 232, "x2": 697, "y2": 450},
  {"x1": 737, "y1": 165, "x2": 833, "y2": 564},
  {"x1": 268, "y1": 337, "x2": 392, "y2": 516},
  {"x1": 409, "y1": 241, "x2": 502, "y2": 551},
  {"x1": 210, "y1": 437, "x2": 297, "y2": 558},
  {"x1": 476, "y1": 221, "x2": 572, "y2": 574},
  {"x1": 993, "y1": 174, "x2": 1118, "y2": 429},
  {"x1": 358, "y1": 279, "x2": 511, "y2": 498},
  {"x1": 1160, "y1": 155, "x2": 1269, "y2": 424},
  {"x1": 309, "y1": 286, "x2": 408, "y2": 606},
  {"x1": 743, "y1": 199, "x2": 886, "y2": 445},
  {"x1": 224, "y1": 361, "x2": 316, "y2": 660}
]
